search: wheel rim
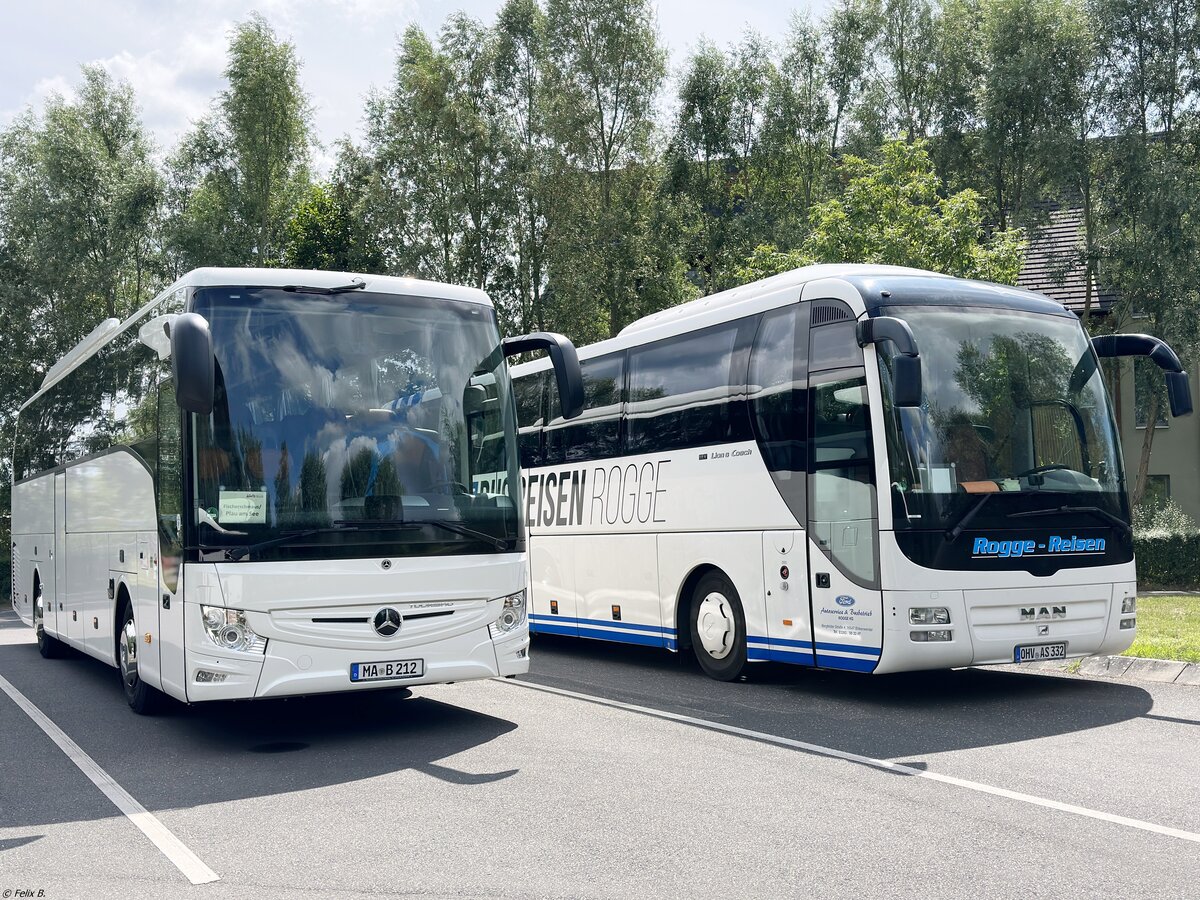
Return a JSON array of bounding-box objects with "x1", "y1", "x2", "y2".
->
[
  {"x1": 696, "y1": 591, "x2": 736, "y2": 660},
  {"x1": 34, "y1": 590, "x2": 45, "y2": 645},
  {"x1": 120, "y1": 615, "x2": 139, "y2": 690}
]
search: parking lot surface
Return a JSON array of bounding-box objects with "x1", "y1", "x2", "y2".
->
[{"x1": 2, "y1": 612, "x2": 1198, "y2": 898}]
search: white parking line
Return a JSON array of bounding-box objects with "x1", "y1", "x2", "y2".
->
[
  {"x1": 503, "y1": 678, "x2": 1200, "y2": 845},
  {"x1": 0, "y1": 673, "x2": 219, "y2": 885}
]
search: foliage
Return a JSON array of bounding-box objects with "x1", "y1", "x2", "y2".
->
[
  {"x1": 735, "y1": 141, "x2": 1025, "y2": 281},
  {"x1": 1133, "y1": 497, "x2": 1199, "y2": 537},
  {"x1": 165, "y1": 14, "x2": 312, "y2": 269}
]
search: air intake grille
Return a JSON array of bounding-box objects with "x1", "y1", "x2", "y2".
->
[{"x1": 810, "y1": 302, "x2": 853, "y2": 326}]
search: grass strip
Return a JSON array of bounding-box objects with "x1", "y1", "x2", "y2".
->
[{"x1": 1123, "y1": 595, "x2": 1200, "y2": 663}]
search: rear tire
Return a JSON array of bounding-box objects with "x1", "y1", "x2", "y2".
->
[
  {"x1": 34, "y1": 586, "x2": 67, "y2": 659},
  {"x1": 119, "y1": 601, "x2": 163, "y2": 715},
  {"x1": 689, "y1": 571, "x2": 748, "y2": 681}
]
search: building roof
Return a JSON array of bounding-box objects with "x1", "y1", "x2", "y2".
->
[{"x1": 1016, "y1": 208, "x2": 1117, "y2": 313}]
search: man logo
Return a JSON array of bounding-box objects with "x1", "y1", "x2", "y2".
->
[
  {"x1": 373, "y1": 608, "x2": 402, "y2": 637},
  {"x1": 1020, "y1": 606, "x2": 1067, "y2": 621}
]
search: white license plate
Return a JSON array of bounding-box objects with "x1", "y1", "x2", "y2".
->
[
  {"x1": 1014, "y1": 643, "x2": 1067, "y2": 663},
  {"x1": 351, "y1": 659, "x2": 424, "y2": 682}
]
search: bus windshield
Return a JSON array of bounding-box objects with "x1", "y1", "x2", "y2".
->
[
  {"x1": 190, "y1": 287, "x2": 520, "y2": 560},
  {"x1": 877, "y1": 305, "x2": 1127, "y2": 532}
]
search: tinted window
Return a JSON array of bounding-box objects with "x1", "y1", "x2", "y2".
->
[
  {"x1": 750, "y1": 306, "x2": 806, "y2": 521},
  {"x1": 626, "y1": 321, "x2": 751, "y2": 455},
  {"x1": 513, "y1": 370, "x2": 546, "y2": 468},
  {"x1": 545, "y1": 353, "x2": 624, "y2": 464}
]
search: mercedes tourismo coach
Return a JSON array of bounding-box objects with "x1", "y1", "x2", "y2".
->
[
  {"x1": 11, "y1": 268, "x2": 582, "y2": 712},
  {"x1": 509, "y1": 264, "x2": 1192, "y2": 680}
]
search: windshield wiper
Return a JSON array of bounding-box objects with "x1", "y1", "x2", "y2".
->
[
  {"x1": 281, "y1": 278, "x2": 366, "y2": 295},
  {"x1": 334, "y1": 518, "x2": 509, "y2": 551},
  {"x1": 223, "y1": 528, "x2": 335, "y2": 561},
  {"x1": 1008, "y1": 505, "x2": 1132, "y2": 536},
  {"x1": 945, "y1": 492, "x2": 995, "y2": 542}
]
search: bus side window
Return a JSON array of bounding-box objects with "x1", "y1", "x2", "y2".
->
[
  {"x1": 626, "y1": 321, "x2": 749, "y2": 455},
  {"x1": 545, "y1": 354, "x2": 623, "y2": 465},
  {"x1": 513, "y1": 370, "x2": 546, "y2": 469},
  {"x1": 157, "y1": 377, "x2": 183, "y2": 593},
  {"x1": 749, "y1": 306, "x2": 806, "y2": 520}
]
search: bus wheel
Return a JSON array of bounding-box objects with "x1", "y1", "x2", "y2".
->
[
  {"x1": 34, "y1": 585, "x2": 67, "y2": 659},
  {"x1": 689, "y1": 571, "x2": 747, "y2": 681},
  {"x1": 119, "y1": 603, "x2": 162, "y2": 715}
]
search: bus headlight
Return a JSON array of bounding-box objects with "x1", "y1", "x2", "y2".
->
[
  {"x1": 200, "y1": 605, "x2": 267, "y2": 654},
  {"x1": 909, "y1": 607, "x2": 950, "y2": 625},
  {"x1": 493, "y1": 591, "x2": 527, "y2": 634},
  {"x1": 1121, "y1": 597, "x2": 1136, "y2": 615}
]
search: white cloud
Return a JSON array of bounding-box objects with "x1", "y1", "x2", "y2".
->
[{"x1": 95, "y1": 30, "x2": 230, "y2": 153}]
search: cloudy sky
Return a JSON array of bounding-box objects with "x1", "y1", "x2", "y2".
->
[{"x1": 1, "y1": 1, "x2": 828, "y2": 171}]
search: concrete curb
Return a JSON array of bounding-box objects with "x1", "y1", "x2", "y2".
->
[{"x1": 1014, "y1": 655, "x2": 1200, "y2": 685}]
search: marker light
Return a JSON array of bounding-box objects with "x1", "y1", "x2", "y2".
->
[
  {"x1": 1121, "y1": 597, "x2": 1136, "y2": 615},
  {"x1": 200, "y1": 605, "x2": 267, "y2": 654},
  {"x1": 909, "y1": 607, "x2": 950, "y2": 625},
  {"x1": 1120, "y1": 617, "x2": 1136, "y2": 630},
  {"x1": 910, "y1": 629, "x2": 953, "y2": 642},
  {"x1": 493, "y1": 590, "x2": 527, "y2": 634}
]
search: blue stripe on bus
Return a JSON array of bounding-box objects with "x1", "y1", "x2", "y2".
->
[
  {"x1": 530, "y1": 618, "x2": 668, "y2": 648},
  {"x1": 529, "y1": 614, "x2": 675, "y2": 636},
  {"x1": 747, "y1": 635, "x2": 814, "y2": 650},
  {"x1": 813, "y1": 641, "x2": 881, "y2": 658},
  {"x1": 815, "y1": 653, "x2": 878, "y2": 672},
  {"x1": 748, "y1": 646, "x2": 816, "y2": 666}
]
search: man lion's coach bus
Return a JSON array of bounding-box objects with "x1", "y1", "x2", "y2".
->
[
  {"x1": 509, "y1": 264, "x2": 1192, "y2": 680},
  {"x1": 10, "y1": 268, "x2": 582, "y2": 712}
]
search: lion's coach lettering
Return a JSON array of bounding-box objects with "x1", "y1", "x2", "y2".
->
[{"x1": 522, "y1": 459, "x2": 671, "y2": 528}]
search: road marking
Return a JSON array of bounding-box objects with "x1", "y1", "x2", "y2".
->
[
  {"x1": 0, "y1": 673, "x2": 219, "y2": 884},
  {"x1": 503, "y1": 678, "x2": 1200, "y2": 845}
]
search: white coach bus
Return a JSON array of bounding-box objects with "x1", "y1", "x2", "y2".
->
[
  {"x1": 11, "y1": 268, "x2": 582, "y2": 712},
  {"x1": 510, "y1": 265, "x2": 1192, "y2": 680}
]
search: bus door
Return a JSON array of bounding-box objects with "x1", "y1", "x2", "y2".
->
[
  {"x1": 804, "y1": 301, "x2": 884, "y2": 672},
  {"x1": 750, "y1": 304, "x2": 816, "y2": 664},
  {"x1": 52, "y1": 472, "x2": 66, "y2": 637}
]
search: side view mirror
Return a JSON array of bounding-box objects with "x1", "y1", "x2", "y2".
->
[
  {"x1": 502, "y1": 331, "x2": 585, "y2": 420},
  {"x1": 1091, "y1": 333, "x2": 1193, "y2": 417},
  {"x1": 169, "y1": 312, "x2": 215, "y2": 415},
  {"x1": 858, "y1": 316, "x2": 922, "y2": 408}
]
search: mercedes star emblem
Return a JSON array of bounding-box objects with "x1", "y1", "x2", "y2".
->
[{"x1": 373, "y1": 607, "x2": 402, "y2": 637}]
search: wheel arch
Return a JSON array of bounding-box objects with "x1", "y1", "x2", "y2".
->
[
  {"x1": 673, "y1": 563, "x2": 726, "y2": 652},
  {"x1": 112, "y1": 580, "x2": 134, "y2": 665}
]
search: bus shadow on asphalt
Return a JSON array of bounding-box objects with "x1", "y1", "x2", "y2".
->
[
  {"x1": 525, "y1": 634, "x2": 1156, "y2": 761},
  {"x1": 0, "y1": 641, "x2": 519, "y2": 830}
]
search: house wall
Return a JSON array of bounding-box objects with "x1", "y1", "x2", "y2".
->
[{"x1": 1116, "y1": 362, "x2": 1200, "y2": 522}]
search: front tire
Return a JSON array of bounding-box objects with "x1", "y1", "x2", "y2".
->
[
  {"x1": 119, "y1": 602, "x2": 163, "y2": 715},
  {"x1": 34, "y1": 587, "x2": 67, "y2": 659},
  {"x1": 689, "y1": 571, "x2": 748, "y2": 681}
]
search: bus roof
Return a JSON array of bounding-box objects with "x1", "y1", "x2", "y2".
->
[
  {"x1": 513, "y1": 264, "x2": 1069, "y2": 376},
  {"x1": 182, "y1": 267, "x2": 493, "y2": 307}
]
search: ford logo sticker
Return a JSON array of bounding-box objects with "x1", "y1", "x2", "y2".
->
[{"x1": 835, "y1": 595, "x2": 855, "y2": 607}]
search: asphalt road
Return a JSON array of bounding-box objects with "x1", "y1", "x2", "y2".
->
[{"x1": 2, "y1": 609, "x2": 1199, "y2": 899}]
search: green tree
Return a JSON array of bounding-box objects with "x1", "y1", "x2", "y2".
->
[
  {"x1": 1093, "y1": 0, "x2": 1200, "y2": 508},
  {"x1": 736, "y1": 141, "x2": 1025, "y2": 283},
  {"x1": 543, "y1": 0, "x2": 671, "y2": 335},
  {"x1": 166, "y1": 14, "x2": 312, "y2": 268},
  {"x1": 978, "y1": 0, "x2": 1090, "y2": 229}
]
